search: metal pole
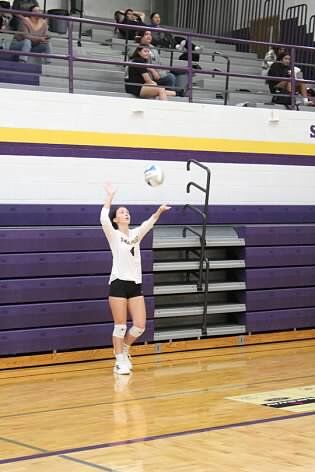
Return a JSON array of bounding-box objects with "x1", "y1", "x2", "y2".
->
[
  {"x1": 68, "y1": 20, "x2": 74, "y2": 93},
  {"x1": 224, "y1": 59, "x2": 230, "y2": 105},
  {"x1": 290, "y1": 46, "x2": 296, "y2": 109},
  {"x1": 187, "y1": 35, "x2": 193, "y2": 103},
  {"x1": 43, "y1": 0, "x2": 47, "y2": 13},
  {"x1": 77, "y1": 0, "x2": 84, "y2": 47}
]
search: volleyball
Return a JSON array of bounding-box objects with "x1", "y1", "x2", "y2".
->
[{"x1": 144, "y1": 164, "x2": 164, "y2": 187}]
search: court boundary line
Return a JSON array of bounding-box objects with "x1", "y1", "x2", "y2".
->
[
  {"x1": 0, "y1": 436, "x2": 120, "y2": 472},
  {"x1": 1, "y1": 411, "x2": 314, "y2": 465},
  {"x1": 0, "y1": 373, "x2": 314, "y2": 420}
]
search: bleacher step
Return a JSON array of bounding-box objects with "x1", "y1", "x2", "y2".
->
[
  {"x1": 154, "y1": 260, "x2": 245, "y2": 271},
  {"x1": 154, "y1": 282, "x2": 246, "y2": 295},
  {"x1": 155, "y1": 303, "x2": 246, "y2": 318},
  {"x1": 154, "y1": 323, "x2": 246, "y2": 341},
  {"x1": 154, "y1": 237, "x2": 245, "y2": 248}
]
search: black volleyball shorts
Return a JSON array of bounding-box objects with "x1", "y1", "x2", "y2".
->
[{"x1": 109, "y1": 279, "x2": 143, "y2": 299}]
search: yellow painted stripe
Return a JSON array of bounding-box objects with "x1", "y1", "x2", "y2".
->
[{"x1": 0, "y1": 127, "x2": 314, "y2": 156}]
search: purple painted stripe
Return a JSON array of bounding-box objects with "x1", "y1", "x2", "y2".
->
[
  {"x1": 0, "y1": 411, "x2": 314, "y2": 465},
  {"x1": 1, "y1": 205, "x2": 315, "y2": 226},
  {"x1": 0, "y1": 142, "x2": 315, "y2": 166}
]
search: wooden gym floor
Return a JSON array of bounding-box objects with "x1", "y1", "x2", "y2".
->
[{"x1": 0, "y1": 339, "x2": 314, "y2": 471}]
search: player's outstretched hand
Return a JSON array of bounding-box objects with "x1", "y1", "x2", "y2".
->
[
  {"x1": 159, "y1": 204, "x2": 171, "y2": 213},
  {"x1": 104, "y1": 182, "x2": 117, "y2": 197}
]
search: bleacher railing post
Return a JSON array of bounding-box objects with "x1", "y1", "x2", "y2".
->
[
  {"x1": 68, "y1": 20, "x2": 74, "y2": 94},
  {"x1": 290, "y1": 46, "x2": 296, "y2": 108},
  {"x1": 187, "y1": 35, "x2": 193, "y2": 103}
]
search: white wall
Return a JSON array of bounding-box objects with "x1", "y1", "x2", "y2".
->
[
  {"x1": 0, "y1": 89, "x2": 315, "y2": 206},
  {"x1": 36, "y1": 0, "x2": 155, "y2": 17},
  {"x1": 79, "y1": 0, "x2": 154, "y2": 19}
]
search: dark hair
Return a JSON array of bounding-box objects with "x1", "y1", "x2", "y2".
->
[
  {"x1": 29, "y1": 3, "x2": 38, "y2": 11},
  {"x1": 136, "y1": 29, "x2": 151, "y2": 44},
  {"x1": 124, "y1": 8, "x2": 133, "y2": 16},
  {"x1": 114, "y1": 10, "x2": 122, "y2": 22},
  {"x1": 150, "y1": 11, "x2": 159, "y2": 20},
  {"x1": 278, "y1": 51, "x2": 290, "y2": 61},
  {"x1": 131, "y1": 45, "x2": 149, "y2": 59},
  {"x1": 109, "y1": 207, "x2": 118, "y2": 229}
]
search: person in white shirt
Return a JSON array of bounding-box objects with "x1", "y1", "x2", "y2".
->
[{"x1": 101, "y1": 182, "x2": 170, "y2": 375}]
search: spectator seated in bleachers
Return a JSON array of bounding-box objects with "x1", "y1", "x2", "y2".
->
[
  {"x1": 138, "y1": 29, "x2": 175, "y2": 89},
  {"x1": 10, "y1": 0, "x2": 38, "y2": 30},
  {"x1": 149, "y1": 12, "x2": 175, "y2": 49},
  {"x1": 9, "y1": 4, "x2": 52, "y2": 63},
  {"x1": 114, "y1": 10, "x2": 124, "y2": 38},
  {"x1": 267, "y1": 51, "x2": 311, "y2": 106},
  {"x1": 125, "y1": 45, "x2": 176, "y2": 100},
  {"x1": 261, "y1": 46, "x2": 286, "y2": 76},
  {"x1": 0, "y1": 1, "x2": 11, "y2": 31},
  {"x1": 149, "y1": 11, "x2": 201, "y2": 69},
  {"x1": 119, "y1": 8, "x2": 145, "y2": 41},
  {"x1": 138, "y1": 29, "x2": 188, "y2": 96}
]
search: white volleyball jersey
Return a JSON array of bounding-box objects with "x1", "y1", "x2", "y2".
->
[{"x1": 100, "y1": 207, "x2": 155, "y2": 284}]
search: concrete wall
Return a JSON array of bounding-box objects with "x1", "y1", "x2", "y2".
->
[{"x1": 0, "y1": 88, "x2": 314, "y2": 206}]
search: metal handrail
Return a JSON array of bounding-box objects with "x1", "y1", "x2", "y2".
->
[
  {"x1": 183, "y1": 160, "x2": 211, "y2": 335},
  {"x1": 202, "y1": 257, "x2": 210, "y2": 336},
  {"x1": 1, "y1": 7, "x2": 315, "y2": 105},
  {"x1": 183, "y1": 159, "x2": 211, "y2": 292},
  {"x1": 211, "y1": 51, "x2": 230, "y2": 105}
]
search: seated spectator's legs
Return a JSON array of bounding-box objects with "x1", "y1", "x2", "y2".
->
[
  {"x1": 31, "y1": 41, "x2": 52, "y2": 64},
  {"x1": 174, "y1": 72, "x2": 188, "y2": 97},
  {"x1": 139, "y1": 84, "x2": 176, "y2": 101},
  {"x1": 157, "y1": 72, "x2": 176, "y2": 89},
  {"x1": 275, "y1": 80, "x2": 308, "y2": 99},
  {"x1": 10, "y1": 38, "x2": 32, "y2": 62}
]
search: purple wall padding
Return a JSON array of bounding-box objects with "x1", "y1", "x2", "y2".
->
[
  {"x1": 0, "y1": 274, "x2": 154, "y2": 304},
  {"x1": 244, "y1": 266, "x2": 315, "y2": 290},
  {"x1": 0, "y1": 60, "x2": 42, "y2": 74},
  {"x1": 0, "y1": 250, "x2": 153, "y2": 278},
  {"x1": 236, "y1": 225, "x2": 315, "y2": 246},
  {"x1": 0, "y1": 297, "x2": 155, "y2": 329},
  {"x1": 0, "y1": 71, "x2": 40, "y2": 86},
  {"x1": 1, "y1": 204, "x2": 315, "y2": 226},
  {"x1": 0, "y1": 227, "x2": 153, "y2": 253},
  {"x1": 242, "y1": 287, "x2": 315, "y2": 311},
  {"x1": 243, "y1": 246, "x2": 315, "y2": 267},
  {"x1": 0, "y1": 320, "x2": 154, "y2": 356},
  {"x1": 239, "y1": 307, "x2": 315, "y2": 332}
]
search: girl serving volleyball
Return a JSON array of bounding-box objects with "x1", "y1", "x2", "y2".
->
[{"x1": 101, "y1": 182, "x2": 171, "y2": 375}]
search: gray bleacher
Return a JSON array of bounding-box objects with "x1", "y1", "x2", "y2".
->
[{"x1": 0, "y1": 27, "x2": 314, "y2": 111}]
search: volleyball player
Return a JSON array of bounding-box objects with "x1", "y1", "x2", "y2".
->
[{"x1": 101, "y1": 182, "x2": 170, "y2": 375}]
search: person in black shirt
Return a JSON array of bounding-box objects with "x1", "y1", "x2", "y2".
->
[
  {"x1": 125, "y1": 46, "x2": 176, "y2": 100},
  {"x1": 268, "y1": 52, "x2": 310, "y2": 105},
  {"x1": 119, "y1": 8, "x2": 145, "y2": 41}
]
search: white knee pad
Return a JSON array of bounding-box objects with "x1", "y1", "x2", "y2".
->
[
  {"x1": 129, "y1": 325, "x2": 145, "y2": 338},
  {"x1": 113, "y1": 324, "x2": 127, "y2": 338}
]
